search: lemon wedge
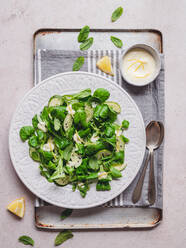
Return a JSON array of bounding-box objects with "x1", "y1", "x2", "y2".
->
[
  {"x1": 96, "y1": 56, "x2": 114, "y2": 76},
  {"x1": 7, "y1": 197, "x2": 25, "y2": 218}
]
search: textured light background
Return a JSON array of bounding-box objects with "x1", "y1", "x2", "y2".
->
[{"x1": 0, "y1": 0, "x2": 186, "y2": 247}]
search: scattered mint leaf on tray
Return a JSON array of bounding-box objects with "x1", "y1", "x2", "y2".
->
[
  {"x1": 54, "y1": 230, "x2": 73, "y2": 246},
  {"x1": 110, "y1": 36, "x2": 123, "y2": 48},
  {"x1": 72, "y1": 56, "x2": 85, "y2": 71},
  {"x1": 111, "y1": 7, "x2": 123, "y2": 22},
  {"x1": 80, "y1": 37, "x2": 94, "y2": 51},
  {"x1": 61, "y1": 209, "x2": 73, "y2": 220},
  {"x1": 78, "y1": 25, "x2": 90, "y2": 42},
  {"x1": 18, "y1": 236, "x2": 34, "y2": 246}
]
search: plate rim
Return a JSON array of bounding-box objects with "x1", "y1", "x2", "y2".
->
[{"x1": 9, "y1": 71, "x2": 146, "y2": 209}]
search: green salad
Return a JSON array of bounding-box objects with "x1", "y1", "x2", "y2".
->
[{"x1": 19, "y1": 88, "x2": 130, "y2": 197}]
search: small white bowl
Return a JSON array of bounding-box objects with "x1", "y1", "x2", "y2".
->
[{"x1": 120, "y1": 44, "x2": 161, "y2": 87}]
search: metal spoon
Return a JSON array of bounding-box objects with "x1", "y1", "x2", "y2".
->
[{"x1": 132, "y1": 121, "x2": 164, "y2": 204}]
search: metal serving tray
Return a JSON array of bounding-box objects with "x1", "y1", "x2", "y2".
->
[{"x1": 33, "y1": 28, "x2": 163, "y2": 230}]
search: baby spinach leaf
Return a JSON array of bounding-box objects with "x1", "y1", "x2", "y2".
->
[
  {"x1": 96, "y1": 181, "x2": 111, "y2": 191},
  {"x1": 32, "y1": 115, "x2": 38, "y2": 129},
  {"x1": 61, "y1": 209, "x2": 73, "y2": 220},
  {"x1": 111, "y1": 6, "x2": 123, "y2": 22},
  {"x1": 110, "y1": 36, "x2": 123, "y2": 48},
  {"x1": 121, "y1": 135, "x2": 129, "y2": 143},
  {"x1": 20, "y1": 126, "x2": 35, "y2": 142},
  {"x1": 28, "y1": 136, "x2": 39, "y2": 148},
  {"x1": 99, "y1": 105, "x2": 109, "y2": 119},
  {"x1": 72, "y1": 56, "x2": 85, "y2": 71},
  {"x1": 63, "y1": 144, "x2": 73, "y2": 161},
  {"x1": 110, "y1": 166, "x2": 122, "y2": 178},
  {"x1": 105, "y1": 124, "x2": 115, "y2": 137},
  {"x1": 29, "y1": 148, "x2": 40, "y2": 162},
  {"x1": 93, "y1": 88, "x2": 110, "y2": 103},
  {"x1": 122, "y1": 120, "x2": 130, "y2": 129},
  {"x1": 78, "y1": 25, "x2": 90, "y2": 42},
  {"x1": 89, "y1": 157, "x2": 99, "y2": 170},
  {"x1": 73, "y1": 88, "x2": 91, "y2": 100},
  {"x1": 80, "y1": 37, "x2": 93, "y2": 50},
  {"x1": 18, "y1": 235, "x2": 34, "y2": 246},
  {"x1": 54, "y1": 117, "x2": 61, "y2": 131},
  {"x1": 54, "y1": 137, "x2": 69, "y2": 149},
  {"x1": 54, "y1": 230, "x2": 73, "y2": 246}
]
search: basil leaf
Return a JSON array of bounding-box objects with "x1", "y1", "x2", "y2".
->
[
  {"x1": 110, "y1": 36, "x2": 123, "y2": 48},
  {"x1": 18, "y1": 235, "x2": 34, "y2": 246},
  {"x1": 111, "y1": 6, "x2": 123, "y2": 22},
  {"x1": 54, "y1": 230, "x2": 73, "y2": 246},
  {"x1": 78, "y1": 25, "x2": 90, "y2": 42},
  {"x1": 80, "y1": 37, "x2": 93, "y2": 51},
  {"x1": 72, "y1": 56, "x2": 85, "y2": 71},
  {"x1": 61, "y1": 209, "x2": 73, "y2": 220}
]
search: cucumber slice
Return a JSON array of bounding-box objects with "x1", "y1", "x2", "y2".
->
[
  {"x1": 105, "y1": 101, "x2": 121, "y2": 113},
  {"x1": 85, "y1": 104, "x2": 93, "y2": 122},
  {"x1": 63, "y1": 114, "x2": 73, "y2": 131},
  {"x1": 48, "y1": 95, "x2": 63, "y2": 107},
  {"x1": 96, "y1": 149, "x2": 112, "y2": 159},
  {"x1": 55, "y1": 176, "x2": 70, "y2": 186},
  {"x1": 112, "y1": 163, "x2": 127, "y2": 171},
  {"x1": 116, "y1": 136, "x2": 125, "y2": 152}
]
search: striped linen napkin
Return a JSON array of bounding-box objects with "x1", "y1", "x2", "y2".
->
[{"x1": 35, "y1": 49, "x2": 164, "y2": 209}]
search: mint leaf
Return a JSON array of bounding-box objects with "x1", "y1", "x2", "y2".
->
[
  {"x1": 18, "y1": 236, "x2": 34, "y2": 246},
  {"x1": 80, "y1": 37, "x2": 93, "y2": 51},
  {"x1": 54, "y1": 230, "x2": 73, "y2": 246},
  {"x1": 61, "y1": 209, "x2": 73, "y2": 220},
  {"x1": 110, "y1": 36, "x2": 123, "y2": 48},
  {"x1": 111, "y1": 7, "x2": 123, "y2": 22},
  {"x1": 78, "y1": 25, "x2": 90, "y2": 42},
  {"x1": 72, "y1": 56, "x2": 84, "y2": 71}
]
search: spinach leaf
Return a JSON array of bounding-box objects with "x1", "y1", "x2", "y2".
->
[
  {"x1": 110, "y1": 166, "x2": 122, "y2": 178},
  {"x1": 96, "y1": 181, "x2": 111, "y2": 191},
  {"x1": 20, "y1": 126, "x2": 35, "y2": 142},
  {"x1": 73, "y1": 88, "x2": 91, "y2": 100},
  {"x1": 78, "y1": 128, "x2": 91, "y2": 138},
  {"x1": 36, "y1": 129, "x2": 46, "y2": 143},
  {"x1": 61, "y1": 209, "x2": 73, "y2": 220},
  {"x1": 41, "y1": 151, "x2": 54, "y2": 161},
  {"x1": 110, "y1": 36, "x2": 123, "y2": 48},
  {"x1": 78, "y1": 25, "x2": 90, "y2": 42},
  {"x1": 28, "y1": 136, "x2": 39, "y2": 148},
  {"x1": 54, "y1": 117, "x2": 61, "y2": 131},
  {"x1": 72, "y1": 56, "x2": 85, "y2": 71},
  {"x1": 49, "y1": 106, "x2": 66, "y2": 120},
  {"x1": 85, "y1": 142, "x2": 106, "y2": 156},
  {"x1": 74, "y1": 108, "x2": 87, "y2": 128},
  {"x1": 54, "y1": 230, "x2": 73, "y2": 246},
  {"x1": 32, "y1": 115, "x2": 38, "y2": 129},
  {"x1": 121, "y1": 135, "x2": 129, "y2": 143},
  {"x1": 111, "y1": 6, "x2": 123, "y2": 22},
  {"x1": 122, "y1": 120, "x2": 130, "y2": 129},
  {"x1": 18, "y1": 235, "x2": 34, "y2": 246},
  {"x1": 29, "y1": 148, "x2": 40, "y2": 162},
  {"x1": 105, "y1": 124, "x2": 115, "y2": 137},
  {"x1": 80, "y1": 37, "x2": 94, "y2": 50},
  {"x1": 99, "y1": 105, "x2": 109, "y2": 119},
  {"x1": 89, "y1": 157, "x2": 99, "y2": 170},
  {"x1": 112, "y1": 151, "x2": 124, "y2": 164},
  {"x1": 93, "y1": 88, "x2": 110, "y2": 103},
  {"x1": 54, "y1": 137, "x2": 69, "y2": 149},
  {"x1": 63, "y1": 144, "x2": 73, "y2": 161}
]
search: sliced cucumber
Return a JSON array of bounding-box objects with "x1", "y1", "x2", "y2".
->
[
  {"x1": 95, "y1": 149, "x2": 112, "y2": 159},
  {"x1": 55, "y1": 176, "x2": 70, "y2": 186},
  {"x1": 85, "y1": 104, "x2": 93, "y2": 122},
  {"x1": 48, "y1": 95, "x2": 63, "y2": 107},
  {"x1": 105, "y1": 101, "x2": 121, "y2": 114},
  {"x1": 112, "y1": 163, "x2": 127, "y2": 171},
  {"x1": 63, "y1": 114, "x2": 73, "y2": 131},
  {"x1": 116, "y1": 136, "x2": 125, "y2": 152}
]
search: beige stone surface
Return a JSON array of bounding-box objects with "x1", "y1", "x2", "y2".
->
[{"x1": 0, "y1": 0, "x2": 186, "y2": 247}]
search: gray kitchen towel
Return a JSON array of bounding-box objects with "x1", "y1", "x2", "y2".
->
[{"x1": 35, "y1": 49, "x2": 164, "y2": 209}]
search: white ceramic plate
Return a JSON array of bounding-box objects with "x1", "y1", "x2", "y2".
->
[{"x1": 9, "y1": 72, "x2": 146, "y2": 209}]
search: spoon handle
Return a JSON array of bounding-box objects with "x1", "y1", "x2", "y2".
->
[
  {"x1": 132, "y1": 151, "x2": 150, "y2": 204},
  {"x1": 148, "y1": 150, "x2": 156, "y2": 205}
]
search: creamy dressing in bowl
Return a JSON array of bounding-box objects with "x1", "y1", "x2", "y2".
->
[{"x1": 121, "y1": 44, "x2": 161, "y2": 86}]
